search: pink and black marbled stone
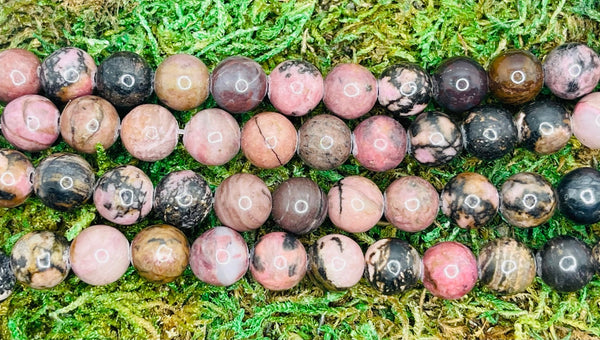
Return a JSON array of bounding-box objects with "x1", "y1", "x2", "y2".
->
[
  {"x1": 297, "y1": 114, "x2": 352, "y2": 170},
  {"x1": 499, "y1": 172, "x2": 556, "y2": 228},
  {"x1": 0, "y1": 149, "x2": 34, "y2": 208},
  {"x1": 536, "y1": 236, "x2": 594, "y2": 292},
  {"x1": 0, "y1": 251, "x2": 15, "y2": 301},
  {"x1": 327, "y1": 176, "x2": 384, "y2": 233},
  {"x1": 352, "y1": 115, "x2": 407, "y2": 172},
  {"x1": 308, "y1": 234, "x2": 364, "y2": 291},
  {"x1": 364, "y1": 238, "x2": 421, "y2": 295},
  {"x1": 462, "y1": 106, "x2": 518, "y2": 160},
  {"x1": 422, "y1": 241, "x2": 478, "y2": 300},
  {"x1": 0, "y1": 48, "x2": 41, "y2": 103},
  {"x1": 432, "y1": 57, "x2": 488, "y2": 113},
  {"x1": 96, "y1": 51, "x2": 153, "y2": 108},
  {"x1": 271, "y1": 177, "x2": 328, "y2": 235},
  {"x1": 323, "y1": 63, "x2": 377, "y2": 119},
  {"x1": 40, "y1": 47, "x2": 96, "y2": 102},
  {"x1": 377, "y1": 62, "x2": 432, "y2": 116},
  {"x1": 515, "y1": 99, "x2": 571, "y2": 154},
  {"x1": 556, "y1": 167, "x2": 600, "y2": 225},
  {"x1": 241, "y1": 112, "x2": 297, "y2": 169},
  {"x1": 384, "y1": 176, "x2": 439, "y2": 232},
  {"x1": 572, "y1": 92, "x2": 600, "y2": 149},
  {"x1": 543, "y1": 43, "x2": 600, "y2": 100},
  {"x1": 408, "y1": 111, "x2": 462, "y2": 166},
  {"x1": 268, "y1": 60, "x2": 324, "y2": 116},
  {"x1": 478, "y1": 238, "x2": 536, "y2": 295},
  {"x1": 441, "y1": 172, "x2": 499, "y2": 229},
  {"x1": 154, "y1": 54, "x2": 210, "y2": 111},
  {"x1": 210, "y1": 56, "x2": 267, "y2": 113}
]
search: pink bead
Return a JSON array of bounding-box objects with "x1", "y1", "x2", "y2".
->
[
  {"x1": 0, "y1": 149, "x2": 33, "y2": 208},
  {"x1": 323, "y1": 63, "x2": 377, "y2": 119},
  {"x1": 250, "y1": 232, "x2": 307, "y2": 290},
  {"x1": 268, "y1": 60, "x2": 324, "y2": 116},
  {"x1": 308, "y1": 234, "x2": 364, "y2": 290},
  {"x1": 352, "y1": 115, "x2": 407, "y2": 171},
  {"x1": 0, "y1": 48, "x2": 41, "y2": 103},
  {"x1": 241, "y1": 112, "x2": 297, "y2": 169},
  {"x1": 572, "y1": 92, "x2": 600, "y2": 149},
  {"x1": 422, "y1": 241, "x2": 478, "y2": 300},
  {"x1": 327, "y1": 176, "x2": 384, "y2": 233},
  {"x1": 384, "y1": 176, "x2": 439, "y2": 232},
  {"x1": 183, "y1": 108, "x2": 240, "y2": 166}
]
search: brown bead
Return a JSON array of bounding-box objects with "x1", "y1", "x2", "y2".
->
[
  {"x1": 499, "y1": 172, "x2": 556, "y2": 228},
  {"x1": 271, "y1": 177, "x2": 328, "y2": 234},
  {"x1": 210, "y1": 56, "x2": 267, "y2": 113},
  {"x1": 478, "y1": 238, "x2": 536, "y2": 295},
  {"x1": 488, "y1": 50, "x2": 543, "y2": 105},
  {"x1": 241, "y1": 112, "x2": 297, "y2": 169},
  {"x1": 154, "y1": 54, "x2": 210, "y2": 111},
  {"x1": 0, "y1": 149, "x2": 34, "y2": 208},
  {"x1": 297, "y1": 114, "x2": 351, "y2": 170}
]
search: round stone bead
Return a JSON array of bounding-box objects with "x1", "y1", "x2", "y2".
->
[
  {"x1": 241, "y1": 112, "x2": 297, "y2": 169},
  {"x1": 189, "y1": 226, "x2": 249, "y2": 286},
  {"x1": 572, "y1": 92, "x2": 600, "y2": 149},
  {"x1": 154, "y1": 170, "x2": 213, "y2": 230},
  {"x1": 352, "y1": 115, "x2": 407, "y2": 172},
  {"x1": 60, "y1": 95, "x2": 120, "y2": 153},
  {"x1": 11, "y1": 231, "x2": 70, "y2": 289},
  {"x1": 308, "y1": 234, "x2": 364, "y2": 291},
  {"x1": 0, "y1": 252, "x2": 15, "y2": 301},
  {"x1": 297, "y1": 114, "x2": 352, "y2": 170},
  {"x1": 39, "y1": 47, "x2": 96, "y2": 102},
  {"x1": 323, "y1": 63, "x2": 377, "y2": 119},
  {"x1": 183, "y1": 108, "x2": 241, "y2": 166},
  {"x1": 384, "y1": 176, "x2": 439, "y2": 232},
  {"x1": 515, "y1": 100, "x2": 571, "y2": 154},
  {"x1": 592, "y1": 242, "x2": 600, "y2": 273},
  {"x1": 433, "y1": 57, "x2": 488, "y2": 113},
  {"x1": 377, "y1": 62, "x2": 432, "y2": 116},
  {"x1": 96, "y1": 51, "x2": 153, "y2": 108},
  {"x1": 249, "y1": 232, "x2": 307, "y2": 291},
  {"x1": 120, "y1": 104, "x2": 179, "y2": 162},
  {"x1": 441, "y1": 172, "x2": 499, "y2": 229},
  {"x1": 268, "y1": 60, "x2": 324, "y2": 116},
  {"x1": 154, "y1": 54, "x2": 209, "y2": 111},
  {"x1": 70, "y1": 225, "x2": 130, "y2": 286},
  {"x1": 272, "y1": 177, "x2": 328, "y2": 234},
  {"x1": 478, "y1": 238, "x2": 536, "y2": 295},
  {"x1": 210, "y1": 56, "x2": 267, "y2": 113},
  {"x1": 93, "y1": 165, "x2": 154, "y2": 226},
  {"x1": 0, "y1": 149, "x2": 34, "y2": 208},
  {"x1": 0, "y1": 48, "x2": 41, "y2": 103},
  {"x1": 499, "y1": 172, "x2": 556, "y2": 228},
  {"x1": 1, "y1": 94, "x2": 60, "y2": 151},
  {"x1": 422, "y1": 241, "x2": 477, "y2": 300},
  {"x1": 408, "y1": 111, "x2": 462, "y2": 166},
  {"x1": 364, "y1": 238, "x2": 421, "y2": 295},
  {"x1": 488, "y1": 50, "x2": 543, "y2": 105},
  {"x1": 536, "y1": 236, "x2": 594, "y2": 292},
  {"x1": 462, "y1": 106, "x2": 518, "y2": 160},
  {"x1": 328, "y1": 176, "x2": 384, "y2": 233},
  {"x1": 213, "y1": 173, "x2": 271, "y2": 232},
  {"x1": 543, "y1": 43, "x2": 600, "y2": 100},
  {"x1": 556, "y1": 167, "x2": 600, "y2": 225},
  {"x1": 131, "y1": 224, "x2": 189, "y2": 283}
]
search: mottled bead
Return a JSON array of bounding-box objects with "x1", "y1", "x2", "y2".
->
[
  {"x1": 0, "y1": 48, "x2": 41, "y2": 103},
  {"x1": 0, "y1": 149, "x2": 34, "y2": 208},
  {"x1": 308, "y1": 234, "x2": 364, "y2": 291},
  {"x1": 408, "y1": 111, "x2": 462, "y2": 166},
  {"x1": 241, "y1": 112, "x2": 297, "y2": 169},
  {"x1": 33, "y1": 153, "x2": 95, "y2": 211},
  {"x1": 592, "y1": 242, "x2": 600, "y2": 274},
  {"x1": 249, "y1": 232, "x2": 307, "y2": 291},
  {"x1": 60, "y1": 95, "x2": 120, "y2": 153},
  {"x1": 11, "y1": 231, "x2": 70, "y2": 289},
  {"x1": 488, "y1": 50, "x2": 543, "y2": 105},
  {"x1": 536, "y1": 236, "x2": 594, "y2": 292},
  {"x1": 423, "y1": 241, "x2": 477, "y2": 300},
  {"x1": 323, "y1": 63, "x2": 377, "y2": 119},
  {"x1": 210, "y1": 56, "x2": 267, "y2": 113},
  {"x1": 499, "y1": 172, "x2": 556, "y2": 228},
  {"x1": 441, "y1": 172, "x2": 499, "y2": 229},
  {"x1": 478, "y1": 238, "x2": 536, "y2": 295},
  {"x1": 120, "y1": 104, "x2": 179, "y2": 162},
  {"x1": 352, "y1": 115, "x2": 407, "y2": 172},
  {"x1": 377, "y1": 62, "x2": 432, "y2": 116},
  {"x1": 462, "y1": 106, "x2": 518, "y2": 160},
  {"x1": 154, "y1": 170, "x2": 213, "y2": 230},
  {"x1": 433, "y1": 57, "x2": 488, "y2": 113},
  {"x1": 213, "y1": 173, "x2": 271, "y2": 232},
  {"x1": 556, "y1": 167, "x2": 600, "y2": 225},
  {"x1": 515, "y1": 100, "x2": 571, "y2": 154},
  {"x1": 93, "y1": 165, "x2": 154, "y2": 225},
  {"x1": 272, "y1": 177, "x2": 328, "y2": 234},
  {"x1": 190, "y1": 226, "x2": 249, "y2": 286},
  {"x1": 268, "y1": 60, "x2": 324, "y2": 116},
  {"x1": 572, "y1": 92, "x2": 600, "y2": 149},
  {"x1": 384, "y1": 176, "x2": 439, "y2": 232},
  {"x1": 40, "y1": 47, "x2": 96, "y2": 102},
  {"x1": 1, "y1": 94, "x2": 60, "y2": 151},
  {"x1": 364, "y1": 238, "x2": 421, "y2": 295},
  {"x1": 70, "y1": 225, "x2": 130, "y2": 286},
  {"x1": 96, "y1": 51, "x2": 153, "y2": 108},
  {"x1": 543, "y1": 43, "x2": 600, "y2": 100},
  {"x1": 327, "y1": 176, "x2": 384, "y2": 233},
  {"x1": 0, "y1": 252, "x2": 15, "y2": 301},
  {"x1": 154, "y1": 54, "x2": 210, "y2": 111},
  {"x1": 297, "y1": 114, "x2": 352, "y2": 170},
  {"x1": 131, "y1": 224, "x2": 189, "y2": 283}
]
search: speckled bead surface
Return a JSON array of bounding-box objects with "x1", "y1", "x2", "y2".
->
[
  {"x1": 272, "y1": 177, "x2": 328, "y2": 235},
  {"x1": 352, "y1": 115, "x2": 407, "y2": 172},
  {"x1": 572, "y1": 92, "x2": 600, "y2": 149},
  {"x1": 297, "y1": 114, "x2": 352, "y2": 170},
  {"x1": 11, "y1": 231, "x2": 70, "y2": 289},
  {"x1": 210, "y1": 56, "x2": 267, "y2": 113},
  {"x1": 433, "y1": 57, "x2": 488, "y2": 113},
  {"x1": 131, "y1": 224, "x2": 189, "y2": 283},
  {"x1": 213, "y1": 173, "x2": 271, "y2": 232},
  {"x1": 308, "y1": 234, "x2": 364, "y2": 291},
  {"x1": 40, "y1": 47, "x2": 96, "y2": 102},
  {"x1": 327, "y1": 176, "x2": 384, "y2": 233},
  {"x1": 441, "y1": 172, "x2": 499, "y2": 229},
  {"x1": 556, "y1": 167, "x2": 600, "y2": 225},
  {"x1": 0, "y1": 149, "x2": 34, "y2": 208},
  {"x1": 154, "y1": 54, "x2": 210, "y2": 111},
  {"x1": 384, "y1": 176, "x2": 439, "y2": 232},
  {"x1": 488, "y1": 50, "x2": 543, "y2": 105},
  {"x1": 377, "y1": 62, "x2": 432, "y2": 116},
  {"x1": 241, "y1": 112, "x2": 297, "y2": 169},
  {"x1": 499, "y1": 172, "x2": 556, "y2": 228},
  {"x1": 592, "y1": 242, "x2": 600, "y2": 274},
  {"x1": 96, "y1": 51, "x2": 153, "y2": 108},
  {"x1": 515, "y1": 100, "x2": 571, "y2": 154},
  {"x1": 462, "y1": 106, "x2": 518, "y2": 160},
  {"x1": 478, "y1": 238, "x2": 536, "y2": 295},
  {"x1": 536, "y1": 236, "x2": 594, "y2": 292},
  {"x1": 543, "y1": 43, "x2": 600, "y2": 100},
  {"x1": 408, "y1": 111, "x2": 462, "y2": 166},
  {"x1": 422, "y1": 241, "x2": 478, "y2": 300},
  {"x1": 1, "y1": 94, "x2": 60, "y2": 151},
  {"x1": 93, "y1": 165, "x2": 154, "y2": 226},
  {"x1": 0, "y1": 48, "x2": 41, "y2": 103},
  {"x1": 0, "y1": 252, "x2": 15, "y2": 301},
  {"x1": 364, "y1": 238, "x2": 421, "y2": 295},
  {"x1": 323, "y1": 63, "x2": 377, "y2": 119},
  {"x1": 190, "y1": 226, "x2": 249, "y2": 286},
  {"x1": 268, "y1": 60, "x2": 324, "y2": 116},
  {"x1": 250, "y1": 232, "x2": 307, "y2": 291}
]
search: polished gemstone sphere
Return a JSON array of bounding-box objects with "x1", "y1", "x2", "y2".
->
[
  {"x1": 210, "y1": 56, "x2": 267, "y2": 113},
  {"x1": 515, "y1": 100, "x2": 571, "y2": 154},
  {"x1": 308, "y1": 234, "x2": 364, "y2": 291},
  {"x1": 96, "y1": 51, "x2": 153, "y2": 108},
  {"x1": 556, "y1": 167, "x2": 600, "y2": 225},
  {"x1": 297, "y1": 114, "x2": 352, "y2": 170},
  {"x1": 271, "y1": 177, "x2": 328, "y2": 234},
  {"x1": 478, "y1": 238, "x2": 536, "y2": 294},
  {"x1": 0, "y1": 149, "x2": 34, "y2": 208},
  {"x1": 441, "y1": 172, "x2": 499, "y2": 229},
  {"x1": 422, "y1": 241, "x2": 478, "y2": 300},
  {"x1": 241, "y1": 112, "x2": 297, "y2": 169},
  {"x1": 364, "y1": 238, "x2": 421, "y2": 295},
  {"x1": 543, "y1": 43, "x2": 600, "y2": 100},
  {"x1": 408, "y1": 111, "x2": 462, "y2": 166},
  {"x1": 433, "y1": 57, "x2": 488, "y2": 113},
  {"x1": 462, "y1": 106, "x2": 518, "y2": 160},
  {"x1": 0, "y1": 252, "x2": 15, "y2": 301},
  {"x1": 572, "y1": 92, "x2": 600, "y2": 149},
  {"x1": 384, "y1": 176, "x2": 439, "y2": 232},
  {"x1": 536, "y1": 236, "x2": 594, "y2": 292},
  {"x1": 352, "y1": 115, "x2": 407, "y2": 172},
  {"x1": 40, "y1": 47, "x2": 96, "y2": 102},
  {"x1": 378, "y1": 62, "x2": 432, "y2": 116},
  {"x1": 323, "y1": 63, "x2": 377, "y2": 119},
  {"x1": 0, "y1": 48, "x2": 41, "y2": 103},
  {"x1": 488, "y1": 49, "x2": 543, "y2": 105},
  {"x1": 268, "y1": 60, "x2": 324, "y2": 116},
  {"x1": 327, "y1": 176, "x2": 384, "y2": 233},
  {"x1": 154, "y1": 54, "x2": 210, "y2": 111},
  {"x1": 499, "y1": 172, "x2": 556, "y2": 228}
]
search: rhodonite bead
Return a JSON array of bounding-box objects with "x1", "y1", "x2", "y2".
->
[
  {"x1": 592, "y1": 242, "x2": 600, "y2": 273},
  {"x1": 40, "y1": 47, "x2": 96, "y2": 102},
  {"x1": 271, "y1": 177, "x2": 328, "y2": 234},
  {"x1": 0, "y1": 252, "x2": 15, "y2": 301},
  {"x1": 536, "y1": 236, "x2": 594, "y2": 292},
  {"x1": 441, "y1": 172, "x2": 499, "y2": 229},
  {"x1": 352, "y1": 115, "x2": 407, "y2": 172},
  {"x1": 241, "y1": 112, "x2": 297, "y2": 169},
  {"x1": 384, "y1": 176, "x2": 439, "y2": 232},
  {"x1": 0, "y1": 48, "x2": 41, "y2": 103},
  {"x1": 572, "y1": 92, "x2": 600, "y2": 149},
  {"x1": 499, "y1": 172, "x2": 556, "y2": 228},
  {"x1": 377, "y1": 62, "x2": 432, "y2": 116},
  {"x1": 515, "y1": 100, "x2": 571, "y2": 154},
  {"x1": 364, "y1": 238, "x2": 421, "y2": 295},
  {"x1": 96, "y1": 51, "x2": 153, "y2": 108},
  {"x1": 154, "y1": 54, "x2": 210, "y2": 111},
  {"x1": 268, "y1": 60, "x2": 324, "y2": 116},
  {"x1": 408, "y1": 111, "x2": 462, "y2": 166},
  {"x1": 308, "y1": 234, "x2": 364, "y2": 291},
  {"x1": 422, "y1": 241, "x2": 478, "y2": 300},
  {"x1": 327, "y1": 176, "x2": 384, "y2": 233},
  {"x1": 488, "y1": 50, "x2": 543, "y2": 105},
  {"x1": 210, "y1": 56, "x2": 267, "y2": 113},
  {"x1": 297, "y1": 114, "x2": 352, "y2": 170},
  {"x1": 543, "y1": 43, "x2": 600, "y2": 100},
  {"x1": 462, "y1": 106, "x2": 518, "y2": 160},
  {"x1": 323, "y1": 63, "x2": 377, "y2": 119},
  {"x1": 556, "y1": 167, "x2": 600, "y2": 225},
  {"x1": 432, "y1": 57, "x2": 488, "y2": 113},
  {"x1": 0, "y1": 149, "x2": 34, "y2": 208},
  {"x1": 478, "y1": 238, "x2": 536, "y2": 295}
]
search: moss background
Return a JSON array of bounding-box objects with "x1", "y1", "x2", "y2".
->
[{"x1": 1, "y1": 0, "x2": 600, "y2": 339}]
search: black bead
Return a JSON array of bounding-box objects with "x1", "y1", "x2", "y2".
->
[
  {"x1": 96, "y1": 52, "x2": 153, "y2": 108},
  {"x1": 462, "y1": 106, "x2": 518, "y2": 160},
  {"x1": 556, "y1": 167, "x2": 600, "y2": 225},
  {"x1": 536, "y1": 236, "x2": 594, "y2": 292}
]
